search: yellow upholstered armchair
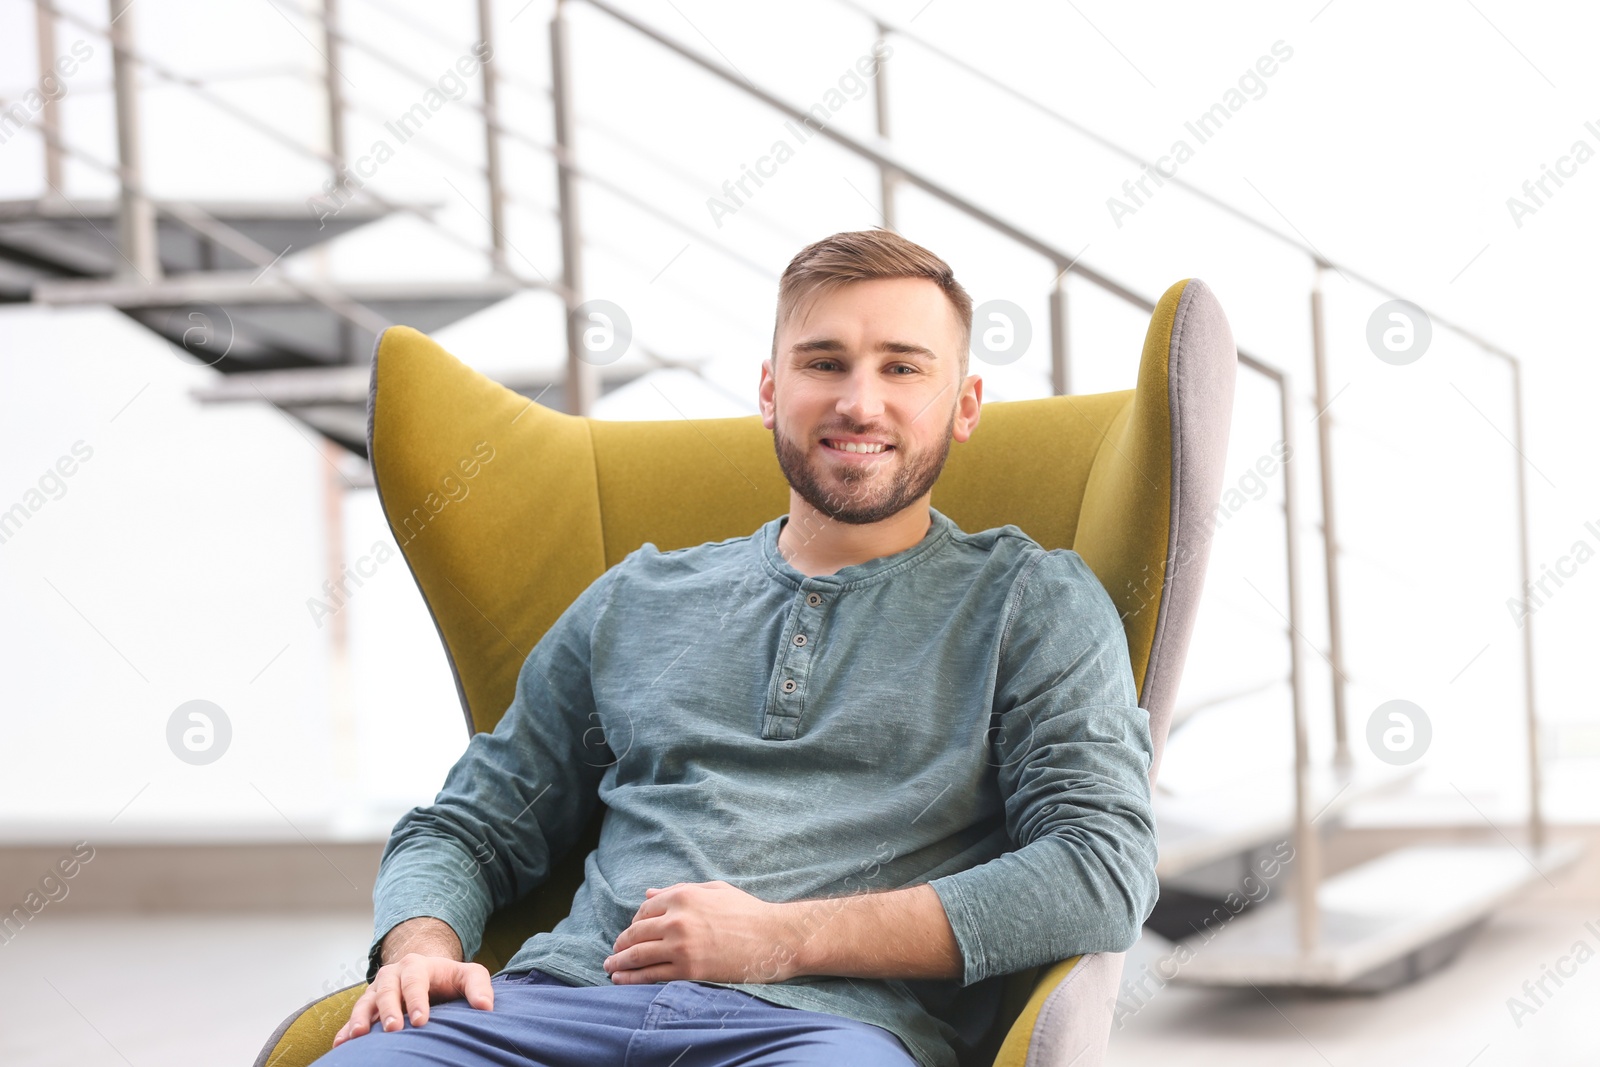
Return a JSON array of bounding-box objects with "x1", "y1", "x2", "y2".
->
[{"x1": 255, "y1": 277, "x2": 1237, "y2": 1067}]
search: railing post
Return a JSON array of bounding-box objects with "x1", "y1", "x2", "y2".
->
[
  {"x1": 322, "y1": 0, "x2": 346, "y2": 169},
  {"x1": 322, "y1": 437, "x2": 358, "y2": 797},
  {"x1": 477, "y1": 0, "x2": 508, "y2": 274},
  {"x1": 550, "y1": 0, "x2": 597, "y2": 416},
  {"x1": 1310, "y1": 264, "x2": 1351, "y2": 769},
  {"x1": 34, "y1": 0, "x2": 64, "y2": 193},
  {"x1": 321, "y1": 0, "x2": 352, "y2": 362},
  {"x1": 1509, "y1": 357, "x2": 1545, "y2": 854},
  {"x1": 1049, "y1": 270, "x2": 1070, "y2": 396},
  {"x1": 1279, "y1": 369, "x2": 1321, "y2": 954},
  {"x1": 107, "y1": 0, "x2": 159, "y2": 281},
  {"x1": 871, "y1": 21, "x2": 897, "y2": 230}
]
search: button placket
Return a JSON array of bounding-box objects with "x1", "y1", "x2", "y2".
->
[{"x1": 763, "y1": 585, "x2": 826, "y2": 740}]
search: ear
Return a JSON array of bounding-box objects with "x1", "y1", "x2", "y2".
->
[
  {"x1": 952, "y1": 373, "x2": 983, "y2": 443},
  {"x1": 759, "y1": 359, "x2": 777, "y2": 429}
]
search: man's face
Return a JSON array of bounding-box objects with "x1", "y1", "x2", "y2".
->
[{"x1": 759, "y1": 276, "x2": 981, "y2": 525}]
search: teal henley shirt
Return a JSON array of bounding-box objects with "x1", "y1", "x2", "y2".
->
[{"x1": 367, "y1": 505, "x2": 1160, "y2": 1067}]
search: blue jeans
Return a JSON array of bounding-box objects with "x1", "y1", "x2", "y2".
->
[{"x1": 311, "y1": 968, "x2": 920, "y2": 1066}]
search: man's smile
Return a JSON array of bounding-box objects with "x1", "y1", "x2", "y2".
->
[{"x1": 819, "y1": 437, "x2": 895, "y2": 461}]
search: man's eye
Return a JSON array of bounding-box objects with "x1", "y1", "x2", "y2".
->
[{"x1": 807, "y1": 361, "x2": 917, "y2": 374}]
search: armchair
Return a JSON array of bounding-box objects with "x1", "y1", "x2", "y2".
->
[{"x1": 255, "y1": 277, "x2": 1237, "y2": 1067}]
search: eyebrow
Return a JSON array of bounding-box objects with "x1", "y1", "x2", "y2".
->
[{"x1": 790, "y1": 338, "x2": 939, "y2": 360}]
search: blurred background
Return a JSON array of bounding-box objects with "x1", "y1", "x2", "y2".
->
[{"x1": 1, "y1": 0, "x2": 1596, "y2": 1063}]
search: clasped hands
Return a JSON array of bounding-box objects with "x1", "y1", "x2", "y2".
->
[{"x1": 603, "y1": 879, "x2": 806, "y2": 985}]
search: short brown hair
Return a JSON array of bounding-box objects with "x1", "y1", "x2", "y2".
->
[{"x1": 771, "y1": 229, "x2": 972, "y2": 379}]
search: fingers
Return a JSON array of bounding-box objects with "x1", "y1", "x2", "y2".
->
[
  {"x1": 457, "y1": 963, "x2": 495, "y2": 1011},
  {"x1": 435, "y1": 960, "x2": 493, "y2": 1011},
  {"x1": 605, "y1": 935, "x2": 672, "y2": 980},
  {"x1": 372, "y1": 963, "x2": 409, "y2": 1034},
  {"x1": 327, "y1": 956, "x2": 496, "y2": 1047},
  {"x1": 400, "y1": 961, "x2": 433, "y2": 1028},
  {"x1": 609, "y1": 961, "x2": 673, "y2": 984},
  {"x1": 332, "y1": 986, "x2": 380, "y2": 1047},
  {"x1": 613, "y1": 914, "x2": 666, "y2": 955}
]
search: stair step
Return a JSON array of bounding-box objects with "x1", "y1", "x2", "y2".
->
[
  {"x1": 1167, "y1": 841, "x2": 1584, "y2": 989},
  {"x1": 189, "y1": 364, "x2": 648, "y2": 407},
  {"x1": 0, "y1": 197, "x2": 408, "y2": 297},
  {"x1": 187, "y1": 362, "x2": 651, "y2": 457},
  {"x1": 1156, "y1": 762, "x2": 1421, "y2": 880},
  {"x1": 33, "y1": 273, "x2": 527, "y2": 370}
]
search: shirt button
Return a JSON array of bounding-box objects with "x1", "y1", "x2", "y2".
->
[
  {"x1": 782, "y1": 679, "x2": 797, "y2": 693},
  {"x1": 806, "y1": 593, "x2": 822, "y2": 606},
  {"x1": 793, "y1": 633, "x2": 807, "y2": 646}
]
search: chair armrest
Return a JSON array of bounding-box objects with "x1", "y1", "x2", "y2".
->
[
  {"x1": 253, "y1": 981, "x2": 367, "y2": 1067},
  {"x1": 990, "y1": 951, "x2": 1126, "y2": 1067}
]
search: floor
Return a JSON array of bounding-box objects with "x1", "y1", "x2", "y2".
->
[
  {"x1": 2, "y1": 903, "x2": 1597, "y2": 1066},
  {"x1": 0, "y1": 911, "x2": 373, "y2": 1067},
  {"x1": 1108, "y1": 900, "x2": 1600, "y2": 1066}
]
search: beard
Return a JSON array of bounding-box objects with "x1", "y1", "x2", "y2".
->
[{"x1": 772, "y1": 402, "x2": 957, "y2": 526}]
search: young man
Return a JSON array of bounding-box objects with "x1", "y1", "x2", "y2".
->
[{"x1": 320, "y1": 230, "x2": 1159, "y2": 1067}]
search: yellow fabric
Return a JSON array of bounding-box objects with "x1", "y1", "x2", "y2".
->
[
  {"x1": 991, "y1": 956, "x2": 1084, "y2": 1067},
  {"x1": 262, "y1": 278, "x2": 1192, "y2": 1067},
  {"x1": 260, "y1": 983, "x2": 365, "y2": 1067}
]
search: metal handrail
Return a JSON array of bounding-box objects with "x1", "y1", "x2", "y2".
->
[
  {"x1": 37, "y1": 2, "x2": 557, "y2": 297},
  {"x1": 576, "y1": 0, "x2": 1153, "y2": 313},
  {"x1": 14, "y1": 96, "x2": 759, "y2": 407},
  {"x1": 829, "y1": 0, "x2": 1526, "y2": 366},
  {"x1": 278, "y1": 0, "x2": 787, "y2": 287},
  {"x1": 836, "y1": 0, "x2": 1545, "y2": 855},
  {"x1": 860, "y1": 0, "x2": 1550, "y2": 877},
  {"x1": 23, "y1": 3, "x2": 764, "y2": 393}
]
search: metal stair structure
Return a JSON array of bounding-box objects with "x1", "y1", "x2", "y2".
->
[
  {"x1": 5, "y1": 0, "x2": 669, "y2": 458},
  {"x1": 2, "y1": 195, "x2": 588, "y2": 453},
  {"x1": 0, "y1": 196, "x2": 385, "y2": 299},
  {"x1": 4, "y1": 0, "x2": 1577, "y2": 996}
]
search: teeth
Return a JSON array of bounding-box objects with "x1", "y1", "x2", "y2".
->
[{"x1": 829, "y1": 440, "x2": 888, "y2": 454}]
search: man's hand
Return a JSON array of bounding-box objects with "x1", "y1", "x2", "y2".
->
[
  {"x1": 603, "y1": 880, "x2": 802, "y2": 985},
  {"x1": 332, "y1": 917, "x2": 492, "y2": 1047}
]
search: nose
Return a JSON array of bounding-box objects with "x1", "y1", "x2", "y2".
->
[{"x1": 835, "y1": 363, "x2": 887, "y2": 425}]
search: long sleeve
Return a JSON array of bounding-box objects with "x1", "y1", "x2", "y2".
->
[
  {"x1": 365, "y1": 561, "x2": 624, "y2": 982},
  {"x1": 926, "y1": 549, "x2": 1159, "y2": 988}
]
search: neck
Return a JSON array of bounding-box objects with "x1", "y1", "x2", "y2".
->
[{"x1": 777, "y1": 498, "x2": 933, "y2": 578}]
